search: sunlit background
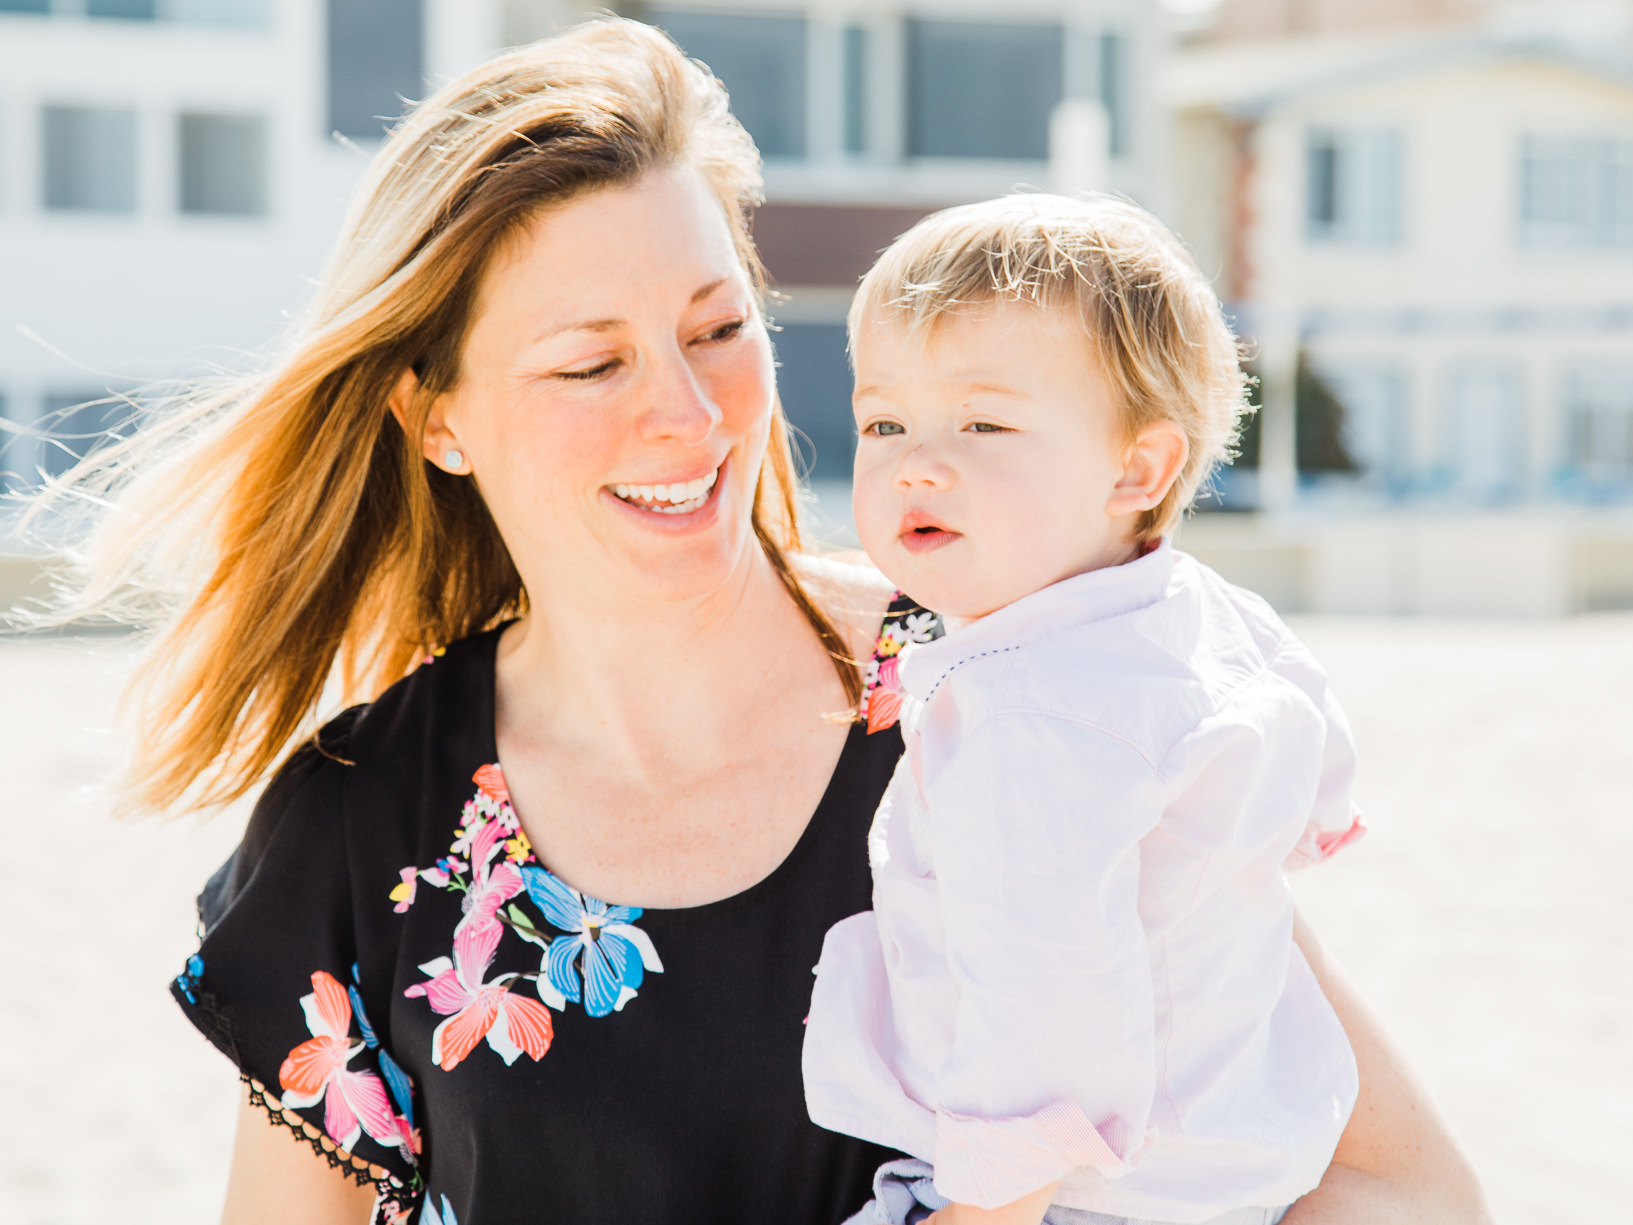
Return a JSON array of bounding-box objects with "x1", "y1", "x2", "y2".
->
[{"x1": 1, "y1": 2, "x2": 1629, "y2": 1223}]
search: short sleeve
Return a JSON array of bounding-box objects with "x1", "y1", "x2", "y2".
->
[
  {"x1": 1266, "y1": 640, "x2": 1367, "y2": 870},
  {"x1": 170, "y1": 718, "x2": 423, "y2": 1221}
]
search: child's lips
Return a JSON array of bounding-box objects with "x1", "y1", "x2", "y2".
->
[{"x1": 898, "y1": 511, "x2": 961, "y2": 555}]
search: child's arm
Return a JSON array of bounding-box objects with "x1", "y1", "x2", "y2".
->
[{"x1": 924, "y1": 1181, "x2": 1062, "y2": 1225}]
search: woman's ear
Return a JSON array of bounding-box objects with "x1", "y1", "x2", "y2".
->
[
  {"x1": 388, "y1": 369, "x2": 470, "y2": 474},
  {"x1": 1105, "y1": 421, "x2": 1189, "y2": 519}
]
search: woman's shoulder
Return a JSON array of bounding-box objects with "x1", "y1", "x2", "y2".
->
[{"x1": 792, "y1": 550, "x2": 898, "y2": 660}]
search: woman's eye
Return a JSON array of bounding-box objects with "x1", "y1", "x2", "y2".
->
[
  {"x1": 698, "y1": 319, "x2": 746, "y2": 344},
  {"x1": 555, "y1": 359, "x2": 619, "y2": 382},
  {"x1": 864, "y1": 420, "x2": 905, "y2": 437}
]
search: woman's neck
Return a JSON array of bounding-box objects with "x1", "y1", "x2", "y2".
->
[{"x1": 494, "y1": 541, "x2": 838, "y2": 781}]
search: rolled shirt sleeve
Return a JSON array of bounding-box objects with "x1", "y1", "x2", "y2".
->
[{"x1": 921, "y1": 711, "x2": 1164, "y2": 1209}]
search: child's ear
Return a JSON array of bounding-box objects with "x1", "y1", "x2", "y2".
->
[{"x1": 1106, "y1": 421, "x2": 1189, "y2": 519}]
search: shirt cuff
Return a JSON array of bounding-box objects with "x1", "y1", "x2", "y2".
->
[{"x1": 931, "y1": 1098, "x2": 1131, "y2": 1209}]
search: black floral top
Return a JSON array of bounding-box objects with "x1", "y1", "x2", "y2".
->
[{"x1": 173, "y1": 597, "x2": 936, "y2": 1225}]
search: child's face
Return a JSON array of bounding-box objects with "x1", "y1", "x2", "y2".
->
[{"x1": 850, "y1": 300, "x2": 1142, "y2": 622}]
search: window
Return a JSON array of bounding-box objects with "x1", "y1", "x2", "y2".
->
[
  {"x1": 906, "y1": 21, "x2": 1063, "y2": 160},
  {"x1": 0, "y1": 2, "x2": 51, "y2": 15},
  {"x1": 1098, "y1": 32, "x2": 1126, "y2": 158},
  {"x1": 179, "y1": 113, "x2": 267, "y2": 215},
  {"x1": 87, "y1": 0, "x2": 157, "y2": 17},
  {"x1": 1566, "y1": 367, "x2": 1633, "y2": 486},
  {"x1": 773, "y1": 324, "x2": 853, "y2": 480},
  {"x1": 42, "y1": 106, "x2": 137, "y2": 213},
  {"x1": 1310, "y1": 366, "x2": 1411, "y2": 491},
  {"x1": 169, "y1": 0, "x2": 266, "y2": 23},
  {"x1": 1306, "y1": 128, "x2": 1402, "y2": 244},
  {"x1": 650, "y1": 10, "x2": 807, "y2": 159},
  {"x1": 1520, "y1": 137, "x2": 1633, "y2": 248},
  {"x1": 327, "y1": 0, "x2": 423, "y2": 140},
  {"x1": 1440, "y1": 365, "x2": 1524, "y2": 501},
  {"x1": 843, "y1": 25, "x2": 867, "y2": 156}
]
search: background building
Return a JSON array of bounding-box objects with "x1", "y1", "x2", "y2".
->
[
  {"x1": 1169, "y1": 0, "x2": 1633, "y2": 614},
  {"x1": 0, "y1": 0, "x2": 502, "y2": 506},
  {"x1": 0, "y1": 0, "x2": 1172, "y2": 551}
]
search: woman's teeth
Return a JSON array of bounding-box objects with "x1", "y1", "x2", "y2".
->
[{"x1": 612, "y1": 468, "x2": 718, "y2": 514}]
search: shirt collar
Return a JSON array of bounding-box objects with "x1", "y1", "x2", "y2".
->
[{"x1": 898, "y1": 538, "x2": 1176, "y2": 702}]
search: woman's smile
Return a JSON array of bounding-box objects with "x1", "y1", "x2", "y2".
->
[{"x1": 608, "y1": 463, "x2": 720, "y2": 514}]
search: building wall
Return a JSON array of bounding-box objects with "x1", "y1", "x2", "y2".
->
[{"x1": 0, "y1": 0, "x2": 502, "y2": 500}]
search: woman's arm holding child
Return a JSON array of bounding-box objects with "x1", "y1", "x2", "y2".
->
[{"x1": 1286, "y1": 912, "x2": 1493, "y2": 1225}]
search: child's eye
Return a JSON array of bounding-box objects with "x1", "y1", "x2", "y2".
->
[
  {"x1": 966, "y1": 421, "x2": 1010, "y2": 433},
  {"x1": 863, "y1": 420, "x2": 906, "y2": 437}
]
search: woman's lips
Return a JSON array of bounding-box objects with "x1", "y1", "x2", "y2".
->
[{"x1": 601, "y1": 458, "x2": 727, "y2": 530}]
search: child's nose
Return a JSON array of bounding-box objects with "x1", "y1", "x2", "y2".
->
[{"x1": 895, "y1": 443, "x2": 955, "y2": 488}]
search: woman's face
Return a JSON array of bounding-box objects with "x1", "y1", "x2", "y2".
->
[{"x1": 427, "y1": 164, "x2": 775, "y2": 610}]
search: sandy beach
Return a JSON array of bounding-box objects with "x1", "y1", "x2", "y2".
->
[{"x1": 1, "y1": 619, "x2": 1629, "y2": 1223}]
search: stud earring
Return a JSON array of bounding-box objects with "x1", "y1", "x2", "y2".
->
[{"x1": 442, "y1": 449, "x2": 464, "y2": 471}]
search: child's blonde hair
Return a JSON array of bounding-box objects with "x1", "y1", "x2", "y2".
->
[{"x1": 849, "y1": 193, "x2": 1251, "y2": 541}]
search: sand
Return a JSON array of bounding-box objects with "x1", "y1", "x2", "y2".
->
[{"x1": 1, "y1": 620, "x2": 1629, "y2": 1223}]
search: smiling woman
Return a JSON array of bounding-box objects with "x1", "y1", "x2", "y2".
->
[{"x1": 21, "y1": 16, "x2": 1488, "y2": 1225}]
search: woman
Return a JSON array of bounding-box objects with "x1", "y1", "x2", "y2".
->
[{"x1": 52, "y1": 19, "x2": 1488, "y2": 1225}]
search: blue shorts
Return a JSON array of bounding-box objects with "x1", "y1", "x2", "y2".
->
[{"x1": 843, "y1": 1159, "x2": 1292, "y2": 1225}]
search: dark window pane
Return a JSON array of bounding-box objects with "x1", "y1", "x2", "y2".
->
[
  {"x1": 0, "y1": 1, "x2": 52, "y2": 15},
  {"x1": 843, "y1": 25, "x2": 867, "y2": 155},
  {"x1": 1308, "y1": 139, "x2": 1339, "y2": 227},
  {"x1": 1098, "y1": 32, "x2": 1125, "y2": 157},
  {"x1": 42, "y1": 107, "x2": 138, "y2": 213},
  {"x1": 907, "y1": 21, "x2": 1063, "y2": 160},
  {"x1": 88, "y1": 0, "x2": 158, "y2": 17},
  {"x1": 774, "y1": 324, "x2": 854, "y2": 480},
  {"x1": 38, "y1": 393, "x2": 138, "y2": 481},
  {"x1": 180, "y1": 113, "x2": 268, "y2": 215},
  {"x1": 651, "y1": 10, "x2": 807, "y2": 158},
  {"x1": 327, "y1": 0, "x2": 423, "y2": 140}
]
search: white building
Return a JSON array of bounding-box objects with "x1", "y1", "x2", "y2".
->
[
  {"x1": 1167, "y1": 5, "x2": 1633, "y2": 614},
  {"x1": 0, "y1": 0, "x2": 1175, "y2": 564},
  {"x1": 0, "y1": 0, "x2": 501, "y2": 502}
]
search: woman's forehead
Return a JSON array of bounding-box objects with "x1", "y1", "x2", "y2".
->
[{"x1": 476, "y1": 165, "x2": 747, "y2": 324}]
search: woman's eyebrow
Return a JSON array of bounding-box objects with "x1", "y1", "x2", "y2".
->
[{"x1": 534, "y1": 278, "x2": 734, "y2": 343}]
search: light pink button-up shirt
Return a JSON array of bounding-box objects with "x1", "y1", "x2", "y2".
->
[{"x1": 803, "y1": 542, "x2": 1365, "y2": 1222}]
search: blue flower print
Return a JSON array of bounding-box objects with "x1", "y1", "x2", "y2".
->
[
  {"x1": 349, "y1": 963, "x2": 416, "y2": 1130},
  {"x1": 173, "y1": 954, "x2": 205, "y2": 1005},
  {"x1": 420, "y1": 1192, "x2": 457, "y2": 1225},
  {"x1": 520, "y1": 866, "x2": 664, "y2": 1017}
]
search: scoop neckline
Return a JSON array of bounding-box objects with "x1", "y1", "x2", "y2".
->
[{"x1": 476, "y1": 623, "x2": 867, "y2": 922}]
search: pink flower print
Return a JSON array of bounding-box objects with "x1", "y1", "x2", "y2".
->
[
  {"x1": 866, "y1": 653, "x2": 905, "y2": 733},
  {"x1": 406, "y1": 917, "x2": 553, "y2": 1070},
  {"x1": 277, "y1": 971, "x2": 404, "y2": 1153},
  {"x1": 455, "y1": 818, "x2": 524, "y2": 939},
  {"x1": 389, "y1": 867, "x2": 418, "y2": 913}
]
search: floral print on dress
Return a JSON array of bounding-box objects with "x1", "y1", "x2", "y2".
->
[
  {"x1": 278, "y1": 970, "x2": 418, "y2": 1160},
  {"x1": 395, "y1": 764, "x2": 664, "y2": 1064},
  {"x1": 862, "y1": 598, "x2": 940, "y2": 733}
]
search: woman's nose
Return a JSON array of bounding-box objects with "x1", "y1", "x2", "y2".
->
[{"x1": 637, "y1": 349, "x2": 722, "y2": 445}]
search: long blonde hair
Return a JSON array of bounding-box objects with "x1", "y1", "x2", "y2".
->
[{"x1": 32, "y1": 18, "x2": 860, "y2": 816}]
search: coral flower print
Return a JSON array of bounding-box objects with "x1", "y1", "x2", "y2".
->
[
  {"x1": 406, "y1": 915, "x2": 554, "y2": 1070},
  {"x1": 278, "y1": 971, "x2": 406, "y2": 1153},
  {"x1": 863, "y1": 597, "x2": 940, "y2": 733},
  {"x1": 521, "y1": 866, "x2": 664, "y2": 1017}
]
